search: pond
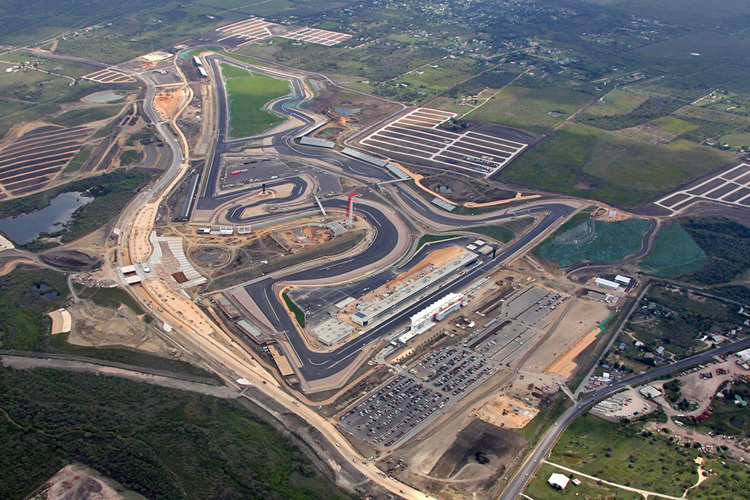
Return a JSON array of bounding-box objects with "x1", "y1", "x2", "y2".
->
[
  {"x1": 0, "y1": 191, "x2": 94, "y2": 244},
  {"x1": 334, "y1": 107, "x2": 361, "y2": 116},
  {"x1": 83, "y1": 91, "x2": 126, "y2": 103},
  {"x1": 32, "y1": 284, "x2": 59, "y2": 300}
]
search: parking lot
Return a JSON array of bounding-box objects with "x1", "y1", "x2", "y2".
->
[
  {"x1": 215, "y1": 17, "x2": 275, "y2": 48},
  {"x1": 469, "y1": 287, "x2": 567, "y2": 364},
  {"x1": 82, "y1": 68, "x2": 136, "y2": 83},
  {"x1": 279, "y1": 27, "x2": 351, "y2": 46},
  {"x1": 220, "y1": 157, "x2": 293, "y2": 188},
  {"x1": 339, "y1": 347, "x2": 500, "y2": 450},
  {"x1": 359, "y1": 107, "x2": 528, "y2": 177},
  {"x1": 655, "y1": 162, "x2": 750, "y2": 212},
  {"x1": 0, "y1": 125, "x2": 92, "y2": 196},
  {"x1": 213, "y1": 17, "x2": 351, "y2": 49}
]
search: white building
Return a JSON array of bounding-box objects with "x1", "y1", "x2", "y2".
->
[
  {"x1": 548, "y1": 473, "x2": 570, "y2": 490},
  {"x1": 639, "y1": 385, "x2": 662, "y2": 399},
  {"x1": 351, "y1": 251, "x2": 476, "y2": 327},
  {"x1": 737, "y1": 348, "x2": 750, "y2": 363},
  {"x1": 410, "y1": 293, "x2": 464, "y2": 335},
  {"x1": 615, "y1": 275, "x2": 632, "y2": 286},
  {"x1": 595, "y1": 277, "x2": 620, "y2": 290}
]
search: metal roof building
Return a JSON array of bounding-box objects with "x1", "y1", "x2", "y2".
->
[{"x1": 548, "y1": 473, "x2": 570, "y2": 490}]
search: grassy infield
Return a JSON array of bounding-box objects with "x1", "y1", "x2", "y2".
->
[{"x1": 220, "y1": 63, "x2": 291, "y2": 138}]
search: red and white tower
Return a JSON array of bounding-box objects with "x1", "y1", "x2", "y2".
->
[{"x1": 346, "y1": 192, "x2": 357, "y2": 228}]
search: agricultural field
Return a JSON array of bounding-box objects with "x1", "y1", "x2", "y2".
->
[
  {"x1": 53, "y1": 6, "x2": 247, "y2": 64},
  {"x1": 639, "y1": 225, "x2": 707, "y2": 277},
  {"x1": 465, "y1": 84, "x2": 594, "y2": 134},
  {"x1": 581, "y1": 89, "x2": 649, "y2": 118},
  {"x1": 387, "y1": 55, "x2": 486, "y2": 103},
  {"x1": 719, "y1": 131, "x2": 750, "y2": 149},
  {"x1": 535, "y1": 217, "x2": 649, "y2": 268},
  {"x1": 220, "y1": 63, "x2": 290, "y2": 138},
  {"x1": 0, "y1": 53, "x2": 136, "y2": 139},
  {"x1": 0, "y1": 0, "x2": 221, "y2": 46}
]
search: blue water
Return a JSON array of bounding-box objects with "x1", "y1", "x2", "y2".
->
[{"x1": 0, "y1": 191, "x2": 94, "y2": 244}]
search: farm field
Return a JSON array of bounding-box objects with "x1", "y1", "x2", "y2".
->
[
  {"x1": 0, "y1": 0, "x2": 228, "y2": 46},
  {"x1": 464, "y1": 84, "x2": 594, "y2": 134},
  {"x1": 220, "y1": 63, "x2": 290, "y2": 138},
  {"x1": 581, "y1": 89, "x2": 649, "y2": 117},
  {"x1": 0, "y1": 54, "x2": 131, "y2": 136}
]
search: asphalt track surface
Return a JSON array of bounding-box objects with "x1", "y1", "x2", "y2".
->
[
  {"x1": 197, "y1": 54, "x2": 316, "y2": 208},
  {"x1": 191, "y1": 54, "x2": 581, "y2": 383},
  {"x1": 499, "y1": 336, "x2": 750, "y2": 500},
  {"x1": 241, "y1": 201, "x2": 574, "y2": 382}
]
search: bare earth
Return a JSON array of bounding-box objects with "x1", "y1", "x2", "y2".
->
[{"x1": 27, "y1": 463, "x2": 149, "y2": 500}]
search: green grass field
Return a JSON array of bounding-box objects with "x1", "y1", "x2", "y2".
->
[
  {"x1": 537, "y1": 218, "x2": 649, "y2": 267},
  {"x1": 536, "y1": 409, "x2": 750, "y2": 500},
  {"x1": 466, "y1": 225, "x2": 514, "y2": 244},
  {"x1": 499, "y1": 123, "x2": 734, "y2": 206},
  {"x1": 465, "y1": 85, "x2": 593, "y2": 133},
  {"x1": 719, "y1": 131, "x2": 750, "y2": 148},
  {"x1": 639, "y1": 225, "x2": 707, "y2": 276},
  {"x1": 282, "y1": 292, "x2": 305, "y2": 328},
  {"x1": 63, "y1": 148, "x2": 91, "y2": 173},
  {"x1": 220, "y1": 63, "x2": 290, "y2": 138},
  {"x1": 582, "y1": 89, "x2": 649, "y2": 117},
  {"x1": 549, "y1": 414, "x2": 700, "y2": 497},
  {"x1": 525, "y1": 463, "x2": 640, "y2": 500},
  {"x1": 415, "y1": 234, "x2": 459, "y2": 252}
]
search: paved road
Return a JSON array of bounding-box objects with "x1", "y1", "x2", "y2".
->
[
  {"x1": 1, "y1": 354, "x2": 236, "y2": 398},
  {"x1": 244, "y1": 202, "x2": 574, "y2": 383},
  {"x1": 197, "y1": 53, "x2": 318, "y2": 207},
  {"x1": 499, "y1": 336, "x2": 750, "y2": 500},
  {"x1": 564, "y1": 218, "x2": 659, "y2": 276}
]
